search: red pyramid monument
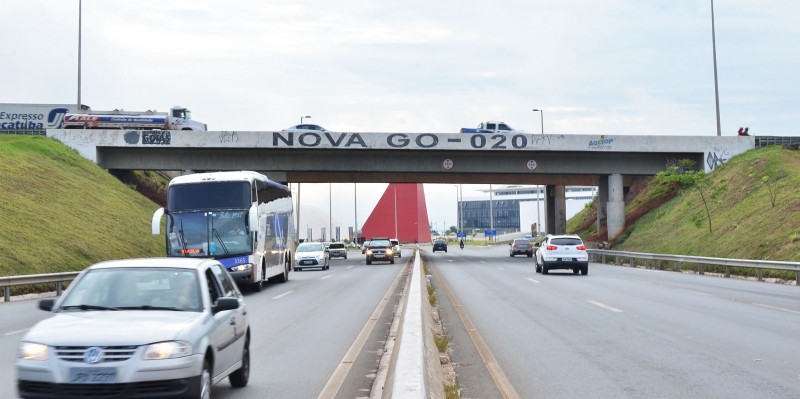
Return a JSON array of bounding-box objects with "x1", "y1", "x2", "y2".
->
[{"x1": 360, "y1": 183, "x2": 431, "y2": 244}]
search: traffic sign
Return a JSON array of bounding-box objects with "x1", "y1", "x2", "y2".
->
[
  {"x1": 442, "y1": 158, "x2": 454, "y2": 170},
  {"x1": 456, "y1": 232, "x2": 467, "y2": 238},
  {"x1": 484, "y1": 230, "x2": 497, "y2": 237},
  {"x1": 526, "y1": 159, "x2": 538, "y2": 171}
]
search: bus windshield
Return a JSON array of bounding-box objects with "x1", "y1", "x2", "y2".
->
[
  {"x1": 166, "y1": 210, "x2": 253, "y2": 258},
  {"x1": 168, "y1": 182, "x2": 251, "y2": 212}
]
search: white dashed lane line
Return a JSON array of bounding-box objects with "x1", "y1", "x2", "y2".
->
[
  {"x1": 587, "y1": 300, "x2": 623, "y2": 313},
  {"x1": 754, "y1": 303, "x2": 800, "y2": 315},
  {"x1": 4, "y1": 328, "x2": 28, "y2": 336},
  {"x1": 526, "y1": 277, "x2": 540, "y2": 284},
  {"x1": 272, "y1": 291, "x2": 294, "y2": 300},
  {"x1": 321, "y1": 275, "x2": 333, "y2": 280}
]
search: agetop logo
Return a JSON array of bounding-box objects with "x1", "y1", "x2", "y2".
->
[{"x1": 588, "y1": 135, "x2": 614, "y2": 150}]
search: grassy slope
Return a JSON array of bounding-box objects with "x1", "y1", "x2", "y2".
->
[
  {"x1": 0, "y1": 135, "x2": 163, "y2": 276},
  {"x1": 571, "y1": 146, "x2": 800, "y2": 262}
]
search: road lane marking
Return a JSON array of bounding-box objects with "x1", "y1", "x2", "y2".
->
[
  {"x1": 526, "y1": 277, "x2": 540, "y2": 284},
  {"x1": 429, "y1": 263, "x2": 522, "y2": 399},
  {"x1": 480, "y1": 261, "x2": 487, "y2": 264},
  {"x1": 272, "y1": 291, "x2": 294, "y2": 299},
  {"x1": 497, "y1": 267, "x2": 505, "y2": 270},
  {"x1": 318, "y1": 256, "x2": 407, "y2": 399},
  {"x1": 754, "y1": 303, "x2": 800, "y2": 315},
  {"x1": 4, "y1": 328, "x2": 27, "y2": 336},
  {"x1": 678, "y1": 288, "x2": 713, "y2": 297},
  {"x1": 347, "y1": 265, "x2": 354, "y2": 269},
  {"x1": 321, "y1": 275, "x2": 333, "y2": 280},
  {"x1": 587, "y1": 300, "x2": 623, "y2": 313}
]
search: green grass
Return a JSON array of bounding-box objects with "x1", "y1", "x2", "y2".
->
[
  {"x1": 0, "y1": 135, "x2": 164, "y2": 276},
  {"x1": 614, "y1": 146, "x2": 800, "y2": 263}
]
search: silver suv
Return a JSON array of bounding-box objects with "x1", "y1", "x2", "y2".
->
[
  {"x1": 535, "y1": 234, "x2": 589, "y2": 275},
  {"x1": 16, "y1": 258, "x2": 250, "y2": 399}
]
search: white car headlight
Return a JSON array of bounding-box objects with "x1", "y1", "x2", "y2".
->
[
  {"x1": 143, "y1": 341, "x2": 192, "y2": 360},
  {"x1": 18, "y1": 342, "x2": 48, "y2": 361}
]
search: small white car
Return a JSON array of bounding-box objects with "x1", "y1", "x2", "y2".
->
[
  {"x1": 294, "y1": 242, "x2": 330, "y2": 271},
  {"x1": 390, "y1": 239, "x2": 402, "y2": 258},
  {"x1": 16, "y1": 258, "x2": 250, "y2": 399},
  {"x1": 535, "y1": 234, "x2": 589, "y2": 275},
  {"x1": 281, "y1": 124, "x2": 328, "y2": 132}
]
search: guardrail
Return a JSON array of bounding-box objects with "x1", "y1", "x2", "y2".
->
[
  {"x1": 755, "y1": 136, "x2": 800, "y2": 148},
  {"x1": 0, "y1": 272, "x2": 80, "y2": 302},
  {"x1": 588, "y1": 249, "x2": 800, "y2": 285}
]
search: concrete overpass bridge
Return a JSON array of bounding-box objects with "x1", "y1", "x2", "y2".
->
[{"x1": 48, "y1": 129, "x2": 754, "y2": 239}]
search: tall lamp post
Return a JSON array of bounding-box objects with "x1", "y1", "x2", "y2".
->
[
  {"x1": 453, "y1": 185, "x2": 460, "y2": 233},
  {"x1": 710, "y1": 0, "x2": 722, "y2": 136},
  {"x1": 354, "y1": 183, "x2": 358, "y2": 244},
  {"x1": 300, "y1": 115, "x2": 311, "y2": 124},
  {"x1": 532, "y1": 109, "x2": 544, "y2": 135},
  {"x1": 77, "y1": 0, "x2": 82, "y2": 109},
  {"x1": 393, "y1": 184, "x2": 398, "y2": 239}
]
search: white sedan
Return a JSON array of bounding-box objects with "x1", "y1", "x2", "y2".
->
[
  {"x1": 16, "y1": 258, "x2": 250, "y2": 399},
  {"x1": 281, "y1": 124, "x2": 328, "y2": 132}
]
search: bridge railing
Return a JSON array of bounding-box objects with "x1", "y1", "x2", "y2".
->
[
  {"x1": 0, "y1": 130, "x2": 47, "y2": 136},
  {"x1": 588, "y1": 249, "x2": 800, "y2": 285},
  {"x1": 755, "y1": 136, "x2": 800, "y2": 148}
]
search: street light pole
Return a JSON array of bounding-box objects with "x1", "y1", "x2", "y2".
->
[
  {"x1": 453, "y1": 184, "x2": 459, "y2": 233},
  {"x1": 354, "y1": 183, "x2": 358, "y2": 244},
  {"x1": 489, "y1": 184, "x2": 494, "y2": 241},
  {"x1": 710, "y1": 0, "x2": 722, "y2": 136},
  {"x1": 393, "y1": 184, "x2": 398, "y2": 239},
  {"x1": 329, "y1": 183, "x2": 332, "y2": 241},
  {"x1": 300, "y1": 115, "x2": 311, "y2": 124},
  {"x1": 77, "y1": 0, "x2": 82, "y2": 109},
  {"x1": 532, "y1": 109, "x2": 544, "y2": 135}
]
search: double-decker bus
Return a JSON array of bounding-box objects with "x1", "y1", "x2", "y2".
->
[{"x1": 152, "y1": 171, "x2": 296, "y2": 291}]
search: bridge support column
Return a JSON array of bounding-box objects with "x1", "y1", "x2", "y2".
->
[
  {"x1": 545, "y1": 185, "x2": 567, "y2": 235},
  {"x1": 596, "y1": 176, "x2": 608, "y2": 236},
  {"x1": 607, "y1": 174, "x2": 625, "y2": 240}
]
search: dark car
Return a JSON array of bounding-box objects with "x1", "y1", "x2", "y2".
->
[
  {"x1": 509, "y1": 238, "x2": 534, "y2": 257},
  {"x1": 328, "y1": 242, "x2": 347, "y2": 259},
  {"x1": 432, "y1": 239, "x2": 448, "y2": 253},
  {"x1": 365, "y1": 239, "x2": 395, "y2": 264}
]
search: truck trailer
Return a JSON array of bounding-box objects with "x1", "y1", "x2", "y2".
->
[
  {"x1": 63, "y1": 106, "x2": 206, "y2": 131},
  {"x1": 0, "y1": 103, "x2": 89, "y2": 131}
]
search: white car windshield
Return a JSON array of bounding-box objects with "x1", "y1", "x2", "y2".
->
[
  {"x1": 298, "y1": 243, "x2": 324, "y2": 252},
  {"x1": 60, "y1": 267, "x2": 201, "y2": 311}
]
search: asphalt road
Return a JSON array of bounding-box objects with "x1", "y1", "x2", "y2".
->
[
  {"x1": 0, "y1": 250, "x2": 409, "y2": 399},
  {"x1": 425, "y1": 244, "x2": 800, "y2": 399}
]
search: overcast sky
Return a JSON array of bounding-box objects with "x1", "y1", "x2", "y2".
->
[{"x1": 4, "y1": 1, "x2": 798, "y2": 236}]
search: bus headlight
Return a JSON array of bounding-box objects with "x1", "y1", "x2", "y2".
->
[{"x1": 230, "y1": 264, "x2": 253, "y2": 272}]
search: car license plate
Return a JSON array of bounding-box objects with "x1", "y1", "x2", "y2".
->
[
  {"x1": 301, "y1": 260, "x2": 313, "y2": 265},
  {"x1": 69, "y1": 367, "x2": 117, "y2": 384},
  {"x1": 560, "y1": 258, "x2": 574, "y2": 262},
  {"x1": 375, "y1": 254, "x2": 385, "y2": 258}
]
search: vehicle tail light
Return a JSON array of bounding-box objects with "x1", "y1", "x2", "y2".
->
[
  {"x1": 577, "y1": 245, "x2": 586, "y2": 250},
  {"x1": 546, "y1": 245, "x2": 557, "y2": 250}
]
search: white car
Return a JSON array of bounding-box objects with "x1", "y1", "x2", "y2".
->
[
  {"x1": 390, "y1": 239, "x2": 401, "y2": 258},
  {"x1": 281, "y1": 124, "x2": 328, "y2": 132},
  {"x1": 294, "y1": 242, "x2": 330, "y2": 271},
  {"x1": 16, "y1": 258, "x2": 250, "y2": 399},
  {"x1": 535, "y1": 234, "x2": 589, "y2": 275}
]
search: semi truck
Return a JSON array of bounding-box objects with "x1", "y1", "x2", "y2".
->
[
  {"x1": 0, "y1": 103, "x2": 89, "y2": 130},
  {"x1": 63, "y1": 106, "x2": 206, "y2": 130}
]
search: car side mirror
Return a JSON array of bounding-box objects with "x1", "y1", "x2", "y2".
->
[
  {"x1": 535, "y1": 242, "x2": 541, "y2": 247},
  {"x1": 39, "y1": 299, "x2": 55, "y2": 312},
  {"x1": 508, "y1": 243, "x2": 511, "y2": 246},
  {"x1": 212, "y1": 297, "x2": 240, "y2": 314}
]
